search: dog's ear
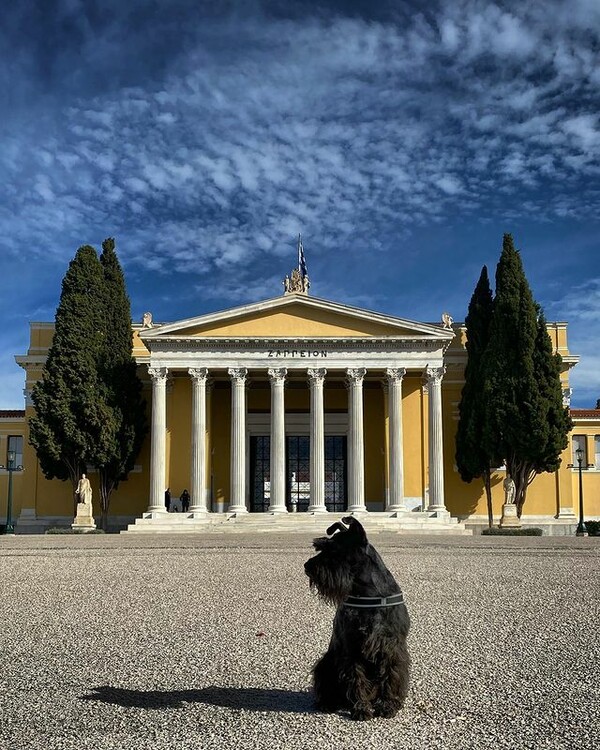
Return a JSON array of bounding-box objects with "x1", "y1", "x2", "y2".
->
[
  {"x1": 326, "y1": 520, "x2": 349, "y2": 536},
  {"x1": 340, "y1": 516, "x2": 368, "y2": 546}
]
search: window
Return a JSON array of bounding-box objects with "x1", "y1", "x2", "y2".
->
[
  {"x1": 572, "y1": 435, "x2": 587, "y2": 466},
  {"x1": 7, "y1": 435, "x2": 23, "y2": 468},
  {"x1": 595, "y1": 435, "x2": 600, "y2": 470}
]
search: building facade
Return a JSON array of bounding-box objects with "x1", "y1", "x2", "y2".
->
[{"x1": 2, "y1": 278, "x2": 599, "y2": 533}]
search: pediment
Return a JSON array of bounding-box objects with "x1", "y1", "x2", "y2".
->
[{"x1": 140, "y1": 294, "x2": 453, "y2": 342}]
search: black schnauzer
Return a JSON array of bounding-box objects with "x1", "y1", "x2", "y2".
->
[{"x1": 304, "y1": 516, "x2": 410, "y2": 720}]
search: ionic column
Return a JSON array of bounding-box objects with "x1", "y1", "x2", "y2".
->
[
  {"x1": 386, "y1": 368, "x2": 406, "y2": 512},
  {"x1": 147, "y1": 367, "x2": 168, "y2": 514},
  {"x1": 346, "y1": 368, "x2": 367, "y2": 513},
  {"x1": 228, "y1": 368, "x2": 248, "y2": 514},
  {"x1": 426, "y1": 366, "x2": 446, "y2": 512},
  {"x1": 189, "y1": 368, "x2": 209, "y2": 514},
  {"x1": 268, "y1": 368, "x2": 288, "y2": 513},
  {"x1": 308, "y1": 368, "x2": 327, "y2": 513}
]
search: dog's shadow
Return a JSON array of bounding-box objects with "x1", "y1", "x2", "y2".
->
[{"x1": 81, "y1": 685, "x2": 314, "y2": 713}]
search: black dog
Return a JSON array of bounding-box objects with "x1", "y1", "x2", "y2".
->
[{"x1": 304, "y1": 516, "x2": 410, "y2": 720}]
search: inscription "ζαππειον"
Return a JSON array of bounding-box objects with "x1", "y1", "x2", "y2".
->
[{"x1": 267, "y1": 349, "x2": 328, "y2": 358}]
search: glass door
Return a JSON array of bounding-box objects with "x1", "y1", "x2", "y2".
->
[
  {"x1": 286, "y1": 436, "x2": 310, "y2": 512},
  {"x1": 250, "y1": 435, "x2": 270, "y2": 512},
  {"x1": 325, "y1": 436, "x2": 347, "y2": 512}
]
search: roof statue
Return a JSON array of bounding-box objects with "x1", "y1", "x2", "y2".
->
[
  {"x1": 142, "y1": 312, "x2": 154, "y2": 328},
  {"x1": 283, "y1": 234, "x2": 310, "y2": 295},
  {"x1": 441, "y1": 312, "x2": 453, "y2": 329}
]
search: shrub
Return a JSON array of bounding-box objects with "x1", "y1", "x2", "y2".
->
[
  {"x1": 481, "y1": 527, "x2": 543, "y2": 536},
  {"x1": 46, "y1": 527, "x2": 105, "y2": 534},
  {"x1": 584, "y1": 520, "x2": 600, "y2": 536}
]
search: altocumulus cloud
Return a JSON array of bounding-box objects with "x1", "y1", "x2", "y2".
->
[
  {"x1": 1, "y1": 0, "x2": 598, "y2": 274},
  {"x1": 0, "y1": 0, "x2": 598, "y2": 407}
]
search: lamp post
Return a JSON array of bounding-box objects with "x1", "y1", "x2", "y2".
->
[
  {"x1": 2, "y1": 450, "x2": 19, "y2": 535},
  {"x1": 575, "y1": 447, "x2": 587, "y2": 537}
]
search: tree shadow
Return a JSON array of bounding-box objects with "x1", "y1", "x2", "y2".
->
[{"x1": 81, "y1": 685, "x2": 314, "y2": 713}]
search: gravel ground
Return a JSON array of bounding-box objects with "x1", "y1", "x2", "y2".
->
[{"x1": 0, "y1": 531, "x2": 598, "y2": 750}]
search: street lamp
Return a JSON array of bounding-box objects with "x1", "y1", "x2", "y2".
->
[
  {"x1": 1, "y1": 450, "x2": 22, "y2": 535},
  {"x1": 575, "y1": 447, "x2": 587, "y2": 537}
]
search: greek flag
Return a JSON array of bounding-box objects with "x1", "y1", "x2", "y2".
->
[{"x1": 298, "y1": 234, "x2": 308, "y2": 278}]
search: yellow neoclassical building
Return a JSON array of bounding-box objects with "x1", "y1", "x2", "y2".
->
[{"x1": 2, "y1": 273, "x2": 599, "y2": 534}]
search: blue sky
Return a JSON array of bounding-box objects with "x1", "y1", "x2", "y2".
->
[{"x1": 1, "y1": 0, "x2": 599, "y2": 408}]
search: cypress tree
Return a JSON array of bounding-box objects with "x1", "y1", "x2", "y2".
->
[
  {"x1": 482, "y1": 234, "x2": 569, "y2": 516},
  {"x1": 95, "y1": 238, "x2": 147, "y2": 531},
  {"x1": 455, "y1": 265, "x2": 500, "y2": 527},
  {"x1": 29, "y1": 246, "x2": 106, "y2": 511},
  {"x1": 530, "y1": 310, "x2": 572, "y2": 488}
]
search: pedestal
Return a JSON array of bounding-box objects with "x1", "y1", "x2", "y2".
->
[
  {"x1": 499, "y1": 503, "x2": 521, "y2": 528},
  {"x1": 71, "y1": 503, "x2": 96, "y2": 532}
]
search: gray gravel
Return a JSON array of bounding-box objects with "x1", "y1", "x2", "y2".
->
[{"x1": 0, "y1": 532, "x2": 598, "y2": 750}]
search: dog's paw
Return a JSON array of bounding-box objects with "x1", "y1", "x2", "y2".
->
[
  {"x1": 350, "y1": 704, "x2": 375, "y2": 721},
  {"x1": 314, "y1": 699, "x2": 341, "y2": 714},
  {"x1": 374, "y1": 699, "x2": 400, "y2": 719}
]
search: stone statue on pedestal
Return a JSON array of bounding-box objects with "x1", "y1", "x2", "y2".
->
[
  {"x1": 500, "y1": 474, "x2": 521, "y2": 528},
  {"x1": 76, "y1": 474, "x2": 92, "y2": 507},
  {"x1": 503, "y1": 476, "x2": 516, "y2": 505},
  {"x1": 72, "y1": 473, "x2": 96, "y2": 532}
]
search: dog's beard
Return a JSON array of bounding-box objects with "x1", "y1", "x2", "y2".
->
[{"x1": 307, "y1": 564, "x2": 353, "y2": 606}]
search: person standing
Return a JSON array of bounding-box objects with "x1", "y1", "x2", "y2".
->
[
  {"x1": 180, "y1": 489, "x2": 190, "y2": 512},
  {"x1": 165, "y1": 487, "x2": 171, "y2": 512}
]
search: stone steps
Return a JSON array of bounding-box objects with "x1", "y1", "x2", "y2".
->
[{"x1": 122, "y1": 511, "x2": 472, "y2": 536}]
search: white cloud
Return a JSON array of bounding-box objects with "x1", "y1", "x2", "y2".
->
[
  {"x1": 435, "y1": 176, "x2": 463, "y2": 195},
  {"x1": 562, "y1": 115, "x2": 600, "y2": 151},
  {"x1": 0, "y1": 2, "x2": 598, "y2": 372}
]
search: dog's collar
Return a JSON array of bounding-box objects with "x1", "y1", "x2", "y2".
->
[{"x1": 342, "y1": 593, "x2": 405, "y2": 608}]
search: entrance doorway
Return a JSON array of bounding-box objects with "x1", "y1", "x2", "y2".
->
[{"x1": 249, "y1": 435, "x2": 347, "y2": 512}]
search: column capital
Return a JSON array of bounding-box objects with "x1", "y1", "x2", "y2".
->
[
  {"x1": 385, "y1": 367, "x2": 406, "y2": 385},
  {"x1": 425, "y1": 365, "x2": 446, "y2": 385},
  {"x1": 307, "y1": 368, "x2": 327, "y2": 385},
  {"x1": 148, "y1": 367, "x2": 168, "y2": 383},
  {"x1": 267, "y1": 367, "x2": 287, "y2": 384},
  {"x1": 346, "y1": 367, "x2": 367, "y2": 387},
  {"x1": 188, "y1": 367, "x2": 209, "y2": 383},
  {"x1": 228, "y1": 367, "x2": 248, "y2": 385}
]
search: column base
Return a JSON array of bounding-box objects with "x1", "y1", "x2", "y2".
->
[
  {"x1": 427, "y1": 506, "x2": 450, "y2": 521},
  {"x1": 557, "y1": 507, "x2": 576, "y2": 519},
  {"x1": 228, "y1": 505, "x2": 248, "y2": 515},
  {"x1": 189, "y1": 510, "x2": 209, "y2": 519},
  {"x1": 144, "y1": 509, "x2": 169, "y2": 518},
  {"x1": 307, "y1": 506, "x2": 328, "y2": 514},
  {"x1": 15, "y1": 508, "x2": 46, "y2": 534},
  {"x1": 17, "y1": 508, "x2": 37, "y2": 520},
  {"x1": 346, "y1": 506, "x2": 368, "y2": 514},
  {"x1": 386, "y1": 505, "x2": 407, "y2": 514},
  {"x1": 268, "y1": 506, "x2": 288, "y2": 514}
]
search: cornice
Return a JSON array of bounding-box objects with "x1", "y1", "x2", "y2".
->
[
  {"x1": 141, "y1": 336, "x2": 445, "y2": 352},
  {"x1": 14, "y1": 355, "x2": 46, "y2": 370}
]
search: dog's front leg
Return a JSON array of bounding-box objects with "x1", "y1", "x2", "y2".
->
[
  {"x1": 346, "y1": 663, "x2": 376, "y2": 721},
  {"x1": 312, "y1": 649, "x2": 346, "y2": 713}
]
